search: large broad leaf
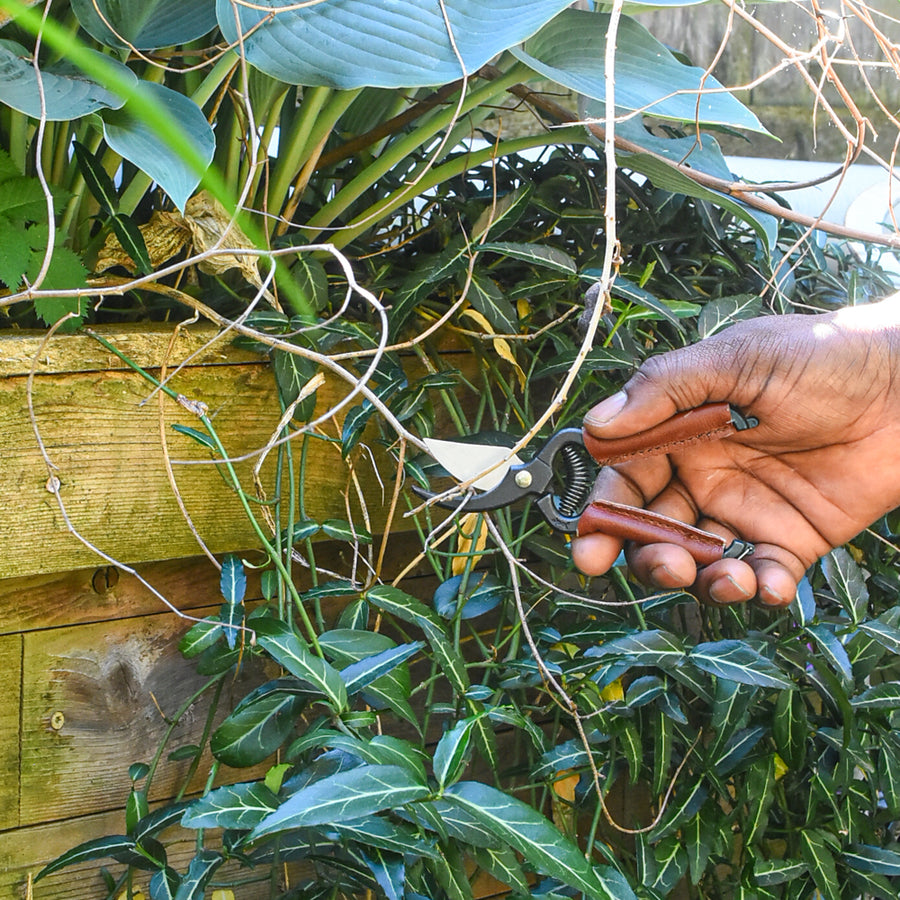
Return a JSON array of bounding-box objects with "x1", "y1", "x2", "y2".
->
[
  {"x1": 182, "y1": 781, "x2": 279, "y2": 830},
  {"x1": 102, "y1": 82, "x2": 215, "y2": 213},
  {"x1": 217, "y1": 0, "x2": 574, "y2": 87},
  {"x1": 0, "y1": 40, "x2": 132, "y2": 120},
  {"x1": 444, "y1": 782, "x2": 631, "y2": 900},
  {"x1": 513, "y1": 10, "x2": 766, "y2": 132},
  {"x1": 72, "y1": 0, "x2": 217, "y2": 50},
  {"x1": 252, "y1": 618, "x2": 347, "y2": 711},
  {"x1": 249, "y1": 765, "x2": 431, "y2": 839}
]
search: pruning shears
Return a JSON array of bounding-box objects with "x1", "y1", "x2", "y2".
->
[{"x1": 415, "y1": 402, "x2": 758, "y2": 566}]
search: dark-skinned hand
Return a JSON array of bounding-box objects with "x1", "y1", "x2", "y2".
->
[{"x1": 570, "y1": 297, "x2": 900, "y2": 607}]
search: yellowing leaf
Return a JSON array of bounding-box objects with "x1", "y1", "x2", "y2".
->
[
  {"x1": 452, "y1": 512, "x2": 488, "y2": 575},
  {"x1": 460, "y1": 307, "x2": 493, "y2": 332},
  {"x1": 94, "y1": 209, "x2": 191, "y2": 275},
  {"x1": 493, "y1": 336, "x2": 526, "y2": 391},
  {"x1": 773, "y1": 753, "x2": 789, "y2": 781},
  {"x1": 600, "y1": 677, "x2": 624, "y2": 703}
]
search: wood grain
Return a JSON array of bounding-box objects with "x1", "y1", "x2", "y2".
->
[
  {"x1": 18, "y1": 607, "x2": 269, "y2": 828},
  {"x1": 0, "y1": 634, "x2": 22, "y2": 831}
]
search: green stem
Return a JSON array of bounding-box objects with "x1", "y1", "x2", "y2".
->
[
  {"x1": 175, "y1": 678, "x2": 226, "y2": 802},
  {"x1": 327, "y1": 126, "x2": 587, "y2": 249},
  {"x1": 304, "y1": 65, "x2": 532, "y2": 236}
]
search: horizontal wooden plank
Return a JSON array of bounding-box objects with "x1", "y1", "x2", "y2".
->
[
  {"x1": 0, "y1": 325, "x2": 473, "y2": 580},
  {"x1": 19, "y1": 607, "x2": 270, "y2": 828},
  {"x1": 0, "y1": 634, "x2": 21, "y2": 832}
]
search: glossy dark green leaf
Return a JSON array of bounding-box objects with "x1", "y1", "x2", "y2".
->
[
  {"x1": 360, "y1": 847, "x2": 405, "y2": 900},
  {"x1": 340, "y1": 641, "x2": 424, "y2": 695},
  {"x1": 651, "y1": 708, "x2": 673, "y2": 797},
  {"x1": 648, "y1": 777, "x2": 708, "y2": 842},
  {"x1": 753, "y1": 859, "x2": 808, "y2": 886},
  {"x1": 799, "y1": 829, "x2": 840, "y2": 900},
  {"x1": 468, "y1": 270, "x2": 518, "y2": 334},
  {"x1": 625, "y1": 675, "x2": 665, "y2": 708},
  {"x1": 697, "y1": 294, "x2": 764, "y2": 339},
  {"x1": 651, "y1": 836, "x2": 688, "y2": 895},
  {"x1": 331, "y1": 817, "x2": 440, "y2": 860},
  {"x1": 250, "y1": 765, "x2": 430, "y2": 839},
  {"x1": 109, "y1": 214, "x2": 153, "y2": 276},
  {"x1": 805, "y1": 623, "x2": 853, "y2": 688},
  {"x1": 851, "y1": 682, "x2": 900, "y2": 710},
  {"x1": 433, "y1": 717, "x2": 479, "y2": 789},
  {"x1": 689, "y1": 640, "x2": 792, "y2": 689},
  {"x1": 126, "y1": 789, "x2": 149, "y2": 835},
  {"x1": 35, "y1": 835, "x2": 136, "y2": 881},
  {"x1": 843, "y1": 843, "x2": 900, "y2": 876},
  {"x1": 859, "y1": 619, "x2": 900, "y2": 657},
  {"x1": 149, "y1": 866, "x2": 180, "y2": 900},
  {"x1": 253, "y1": 618, "x2": 347, "y2": 710},
  {"x1": 219, "y1": 554, "x2": 246, "y2": 650},
  {"x1": 322, "y1": 518, "x2": 373, "y2": 544},
  {"x1": 878, "y1": 732, "x2": 900, "y2": 814},
  {"x1": 586, "y1": 629, "x2": 685, "y2": 668},
  {"x1": 133, "y1": 802, "x2": 191, "y2": 842},
  {"x1": 72, "y1": 141, "x2": 118, "y2": 215},
  {"x1": 470, "y1": 844, "x2": 530, "y2": 894},
  {"x1": 172, "y1": 849, "x2": 223, "y2": 900},
  {"x1": 366, "y1": 584, "x2": 469, "y2": 693},
  {"x1": 715, "y1": 725, "x2": 767, "y2": 775},
  {"x1": 273, "y1": 350, "x2": 319, "y2": 419},
  {"x1": 478, "y1": 241, "x2": 576, "y2": 274},
  {"x1": 443, "y1": 781, "x2": 623, "y2": 900},
  {"x1": 210, "y1": 692, "x2": 305, "y2": 768},
  {"x1": 433, "y1": 573, "x2": 507, "y2": 620},
  {"x1": 821, "y1": 547, "x2": 869, "y2": 624},
  {"x1": 181, "y1": 781, "x2": 279, "y2": 830},
  {"x1": 773, "y1": 689, "x2": 807, "y2": 770},
  {"x1": 685, "y1": 806, "x2": 716, "y2": 885}
]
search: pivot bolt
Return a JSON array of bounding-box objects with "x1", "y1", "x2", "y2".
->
[{"x1": 514, "y1": 470, "x2": 533, "y2": 489}]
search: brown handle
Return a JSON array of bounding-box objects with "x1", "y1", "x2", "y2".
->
[
  {"x1": 577, "y1": 499, "x2": 728, "y2": 566},
  {"x1": 582, "y1": 402, "x2": 736, "y2": 466}
]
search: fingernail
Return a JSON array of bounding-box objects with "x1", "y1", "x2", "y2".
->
[
  {"x1": 709, "y1": 575, "x2": 753, "y2": 605},
  {"x1": 584, "y1": 391, "x2": 627, "y2": 427},
  {"x1": 649, "y1": 564, "x2": 679, "y2": 587},
  {"x1": 758, "y1": 585, "x2": 787, "y2": 607}
]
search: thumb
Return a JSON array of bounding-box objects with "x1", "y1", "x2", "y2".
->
[{"x1": 584, "y1": 344, "x2": 726, "y2": 438}]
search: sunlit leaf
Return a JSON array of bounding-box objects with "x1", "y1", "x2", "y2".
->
[
  {"x1": 72, "y1": 0, "x2": 216, "y2": 50},
  {"x1": 182, "y1": 782, "x2": 279, "y2": 830},
  {"x1": 689, "y1": 640, "x2": 792, "y2": 689}
]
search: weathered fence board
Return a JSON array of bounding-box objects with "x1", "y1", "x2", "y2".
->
[{"x1": 0, "y1": 635, "x2": 22, "y2": 833}]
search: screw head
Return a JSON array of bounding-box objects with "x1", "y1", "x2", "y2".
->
[
  {"x1": 514, "y1": 470, "x2": 533, "y2": 489},
  {"x1": 50, "y1": 711, "x2": 65, "y2": 731}
]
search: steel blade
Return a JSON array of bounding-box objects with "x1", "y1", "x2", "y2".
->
[{"x1": 423, "y1": 438, "x2": 523, "y2": 491}]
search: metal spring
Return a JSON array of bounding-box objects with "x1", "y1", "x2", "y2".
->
[{"x1": 557, "y1": 443, "x2": 594, "y2": 518}]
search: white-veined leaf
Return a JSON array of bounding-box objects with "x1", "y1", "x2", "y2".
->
[{"x1": 689, "y1": 640, "x2": 792, "y2": 689}]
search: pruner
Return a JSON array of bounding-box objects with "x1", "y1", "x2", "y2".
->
[{"x1": 415, "y1": 401, "x2": 758, "y2": 566}]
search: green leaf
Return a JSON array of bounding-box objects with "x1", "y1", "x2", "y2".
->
[
  {"x1": 651, "y1": 836, "x2": 688, "y2": 894},
  {"x1": 478, "y1": 241, "x2": 576, "y2": 274},
  {"x1": 514, "y1": 10, "x2": 766, "y2": 131},
  {"x1": 689, "y1": 640, "x2": 792, "y2": 689},
  {"x1": 715, "y1": 725, "x2": 767, "y2": 775},
  {"x1": 360, "y1": 847, "x2": 405, "y2": 900},
  {"x1": 218, "y1": 0, "x2": 574, "y2": 88},
  {"x1": 210, "y1": 692, "x2": 306, "y2": 768},
  {"x1": 110, "y1": 214, "x2": 153, "y2": 276},
  {"x1": 798, "y1": 829, "x2": 840, "y2": 900},
  {"x1": 102, "y1": 82, "x2": 215, "y2": 213},
  {"x1": 851, "y1": 682, "x2": 900, "y2": 710},
  {"x1": 366, "y1": 585, "x2": 469, "y2": 694},
  {"x1": 805, "y1": 623, "x2": 853, "y2": 688},
  {"x1": 773, "y1": 689, "x2": 808, "y2": 770},
  {"x1": 0, "y1": 214, "x2": 34, "y2": 289},
  {"x1": 252, "y1": 618, "x2": 347, "y2": 711},
  {"x1": 171, "y1": 424, "x2": 216, "y2": 450},
  {"x1": 586, "y1": 629, "x2": 686, "y2": 668},
  {"x1": 858, "y1": 619, "x2": 900, "y2": 657},
  {"x1": 250, "y1": 765, "x2": 430, "y2": 839},
  {"x1": 433, "y1": 717, "x2": 480, "y2": 789},
  {"x1": 468, "y1": 270, "x2": 518, "y2": 333},
  {"x1": 72, "y1": 141, "x2": 119, "y2": 215},
  {"x1": 29, "y1": 244, "x2": 89, "y2": 329},
  {"x1": 753, "y1": 860, "x2": 808, "y2": 886},
  {"x1": 220, "y1": 554, "x2": 246, "y2": 650},
  {"x1": 0, "y1": 39, "x2": 131, "y2": 120},
  {"x1": 181, "y1": 781, "x2": 279, "y2": 830},
  {"x1": 878, "y1": 732, "x2": 900, "y2": 814},
  {"x1": 322, "y1": 519, "x2": 372, "y2": 543},
  {"x1": 331, "y1": 817, "x2": 440, "y2": 860},
  {"x1": 172, "y1": 849, "x2": 223, "y2": 900},
  {"x1": 821, "y1": 547, "x2": 869, "y2": 624},
  {"x1": 35, "y1": 835, "x2": 136, "y2": 881},
  {"x1": 72, "y1": 0, "x2": 217, "y2": 50},
  {"x1": 340, "y1": 642, "x2": 424, "y2": 695},
  {"x1": 843, "y1": 844, "x2": 900, "y2": 876},
  {"x1": 697, "y1": 294, "x2": 764, "y2": 339},
  {"x1": 443, "y1": 781, "x2": 627, "y2": 900},
  {"x1": 179, "y1": 618, "x2": 223, "y2": 658},
  {"x1": 685, "y1": 806, "x2": 715, "y2": 885},
  {"x1": 272, "y1": 349, "x2": 319, "y2": 419},
  {"x1": 470, "y1": 844, "x2": 530, "y2": 895},
  {"x1": 150, "y1": 867, "x2": 180, "y2": 900},
  {"x1": 611, "y1": 277, "x2": 686, "y2": 329},
  {"x1": 743, "y1": 756, "x2": 776, "y2": 846},
  {"x1": 126, "y1": 789, "x2": 149, "y2": 835}
]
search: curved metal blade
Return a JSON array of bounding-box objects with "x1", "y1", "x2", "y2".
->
[{"x1": 422, "y1": 438, "x2": 523, "y2": 492}]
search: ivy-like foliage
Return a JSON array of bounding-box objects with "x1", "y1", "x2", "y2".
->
[{"x1": 35, "y1": 144, "x2": 900, "y2": 899}]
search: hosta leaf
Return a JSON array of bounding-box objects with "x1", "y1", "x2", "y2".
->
[
  {"x1": 210, "y1": 691, "x2": 305, "y2": 768},
  {"x1": 689, "y1": 640, "x2": 792, "y2": 689},
  {"x1": 0, "y1": 40, "x2": 132, "y2": 120},
  {"x1": 217, "y1": 0, "x2": 574, "y2": 88},
  {"x1": 250, "y1": 765, "x2": 430, "y2": 839},
  {"x1": 72, "y1": 0, "x2": 217, "y2": 50},
  {"x1": 443, "y1": 781, "x2": 623, "y2": 900},
  {"x1": 253, "y1": 617, "x2": 347, "y2": 711},
  {"x1": 102, "y1": 82, "x2": 214, "y2": 212},
  {"x1": 514, "y1": 9, "x2": 766, "y2": 130},
  {"x1": 821, "y1": 547, "x2": 869, "y2": 624},
  {"x1": 181, "y1": 782, "x2": 279, "y2": 830}
]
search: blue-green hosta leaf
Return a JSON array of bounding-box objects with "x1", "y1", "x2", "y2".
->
[
  {"x1": 217, "y1": 0, "x2": 574, "y2": 88},
  {"x1": 102, "y1": 82, "x2": 214, "y2": 212},
  {"x1": 249, "y1": 765, "x2": 430, "y2": 839},
  {"x1": 210, "y1": 692, "x2": 305, "y2": 768},
  {"x1": 821, "y1": 547, "x2": 869, "y2": 624},
  {"x1": 72, "y1": 0, "x2": 217, "y2": 50},
  {"x1": 253, "y1": 618, "x2": 347, "y2": 711},
  {"x1": 443, "y1": 781, "x2": 627, "y2": 900},
  {"x1": 689, "y1": 640, "x2": 792, "y2": 689},
  {"x1": 0, "y1": 40, "x2": 132, "y2": 120},
  {"x1": 181, "y1": 781, "x2": 279, "y2": 830},
  {"x1": 513, "y1": 10, "x2": 766, "y2": 131}
]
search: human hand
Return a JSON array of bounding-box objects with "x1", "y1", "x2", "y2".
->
[{"x1": 570, "y1": 296, "x2": 900, "y2": 607}]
